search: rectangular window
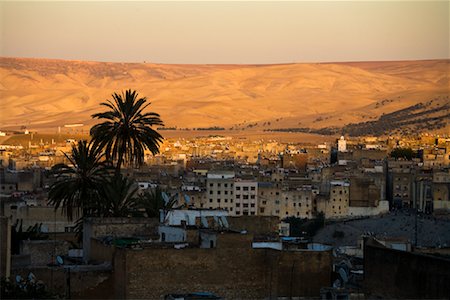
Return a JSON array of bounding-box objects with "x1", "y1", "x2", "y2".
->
[
  {"x1": 251, "y1": 186, "x2": 255, "y2": 191},
  {"x1": 243, "y1": 186, "x2": 249, "y2": 191}
]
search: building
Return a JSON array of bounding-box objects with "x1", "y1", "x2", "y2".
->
[
  {"x1": 338, "y1": 136, "x2": 347, "y2": 152},
  {"x1": 234, "y1": 180, "x2": 258, "y2": 216},
  {"x1": 206, "y1": 171, "x2": 235, "y2": 212}
]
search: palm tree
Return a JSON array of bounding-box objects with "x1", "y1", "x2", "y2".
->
[
  {"x1": 90, "y1": 89, "x2": 164, "y2": 174},
  {"x1": 137, "y1": 187, "x2": 178, "y2": 218},
  {"x1": 100, "y1": 174, "x2": 138, "y2": 217},
  {"x1": 48, "y1": 140, "x2": 111, "y2": 221}
]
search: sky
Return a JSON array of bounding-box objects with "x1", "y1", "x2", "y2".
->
[{"x1": 0, "y1": 1, "x2": 449, "y2": 64}]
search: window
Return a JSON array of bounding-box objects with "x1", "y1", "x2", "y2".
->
[
  {"x1": 250, "y1": 212, "x2": 255, "y2": 215},
  {"x1": 217, "y1": 198, "x2": 221, "y2": 203},
  {"x1": 243, "y1": 203, "x2": 249, "y2": 208},
  {"x1": 243, "y1": 186, "x2": 249, "y2": 191},
  {"x1": 260, "y1": 208, "x2": 265, "y2": 213},
  {"x1": 236, "y1": 194, "x2": 241, "y2": 199},
  {"x1": 218, "y1": 183, "x2": 221, "y2": 187},
  {"x1": 210, "y1": 183, "x2": 213, "y2": 187},
  {"x1": 262, "y1": 201, "x2": 267, "y2": 205},
  {"x1": 225, "y1": 191, "x2": 228, "y2": 195},
  {"x1": 236, "y1": 186, "x2": 241, "y2": 191},
  {"x1": 251, "y1": 186, "x2": 255, "y2": 191},
  {"x1": 225, "y1": 199, "x2": 228, "y2": 203},
  {"x1": 250, "y1": 203, "x2": 255, "y2": 208},
  {"x1": 224, "y1": 183, "x2": 228, "y2": 188},
  {"x1": 209, "y1": 190, "x2": 213, "y2": 195},
  {"x1": 209, "y1": 199, "x2": 213, "y2": 203},
  {"x1": 275, "y1": 210, "x2": 280, "y2": 214},
  {"x1": 217, "y1": 191, "x2": 221, "y2": 195},
  {"x1": 250, "y1": 195, "x2": 255, "y2": 199},
  {"x1": 236, "y1": 211, "x2": 241, "y2": 215},
  {"x1": 243, "y1": 195, "x2": 249, "y2": 200}
]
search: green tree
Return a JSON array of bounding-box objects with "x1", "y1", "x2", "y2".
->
[
  {"x1": 390, "y1": 147, "x2": 414, "y2": 160},
  {"x1": 48, "y1": 140, "x2": 111, "y2": 221},
  {"x1": 90, "y1": 89, "x2": 164, "y2": 174},
  {"x1": 138, "y1": 187, "x2": 178, "y2": 218},
  {"x1": 101, "y1": 174, "x2": 138, "y2": 217}
]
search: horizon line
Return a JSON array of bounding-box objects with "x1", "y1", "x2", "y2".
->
[{"x1": 1, "y1": 55, "x2": 449, "y2": 66}]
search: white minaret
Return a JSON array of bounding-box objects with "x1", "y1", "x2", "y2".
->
[{"x1": 338, "y1": 136, "x2": 347, "y2": 152}]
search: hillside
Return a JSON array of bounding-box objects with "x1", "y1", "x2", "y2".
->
[{"x1": 0, "y1": 57, "x2": 448, "y2": 136}]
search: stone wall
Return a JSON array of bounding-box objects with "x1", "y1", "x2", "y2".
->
[
  {"x1": 21, "y1": 240, "x2": 70, "y2": 266},
  {"x1": 227, "y1": 215, "x2": 279, "y2": 234},
  {"x1": 12, "y1": 264, "x2": 113, "y2": 299},
  {"x1": 364, "y1": 239, "x2": 450, "y2": 299},
  {"x1": 114, "y1": 244, "x2": 332, "y2": 299},
  {"x1": 83, "y1": 217, "x2": 159, "y2": 263},
  {"x1": 0, "y1": 216, "x2": 11, "y2": 278}
]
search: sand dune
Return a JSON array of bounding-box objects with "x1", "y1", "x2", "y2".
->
[{"x1": 0, "y1": 57, "x2": 448, "y2": 134}]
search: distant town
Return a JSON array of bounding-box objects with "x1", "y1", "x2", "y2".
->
[{"x1": 1, "y1": 128, "x2": 449, "y2": 298}]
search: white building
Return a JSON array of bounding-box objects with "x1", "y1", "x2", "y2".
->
[
  {"x1": 338, "y1": 136, "x2": 347, "y2": 152},
  {"x1": 234, "y1": 180, "x2": 258, "y2": 216},
  {"x1": 206, "y1": 171, "x2": 235, "y2": 212}
]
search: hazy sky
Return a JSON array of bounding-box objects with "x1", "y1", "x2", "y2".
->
[{"x1": 1, "y1": 1, "x2": 449, "y2": 63}]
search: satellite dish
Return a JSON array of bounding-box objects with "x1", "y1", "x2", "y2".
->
[
  {"x1": 15, "y1": 275, "x2": 22, "y2": 283},
  {"x1": 56, "y1": 255, "x2": 64, "y2": 265},
  {"x1": 332, "y1": 279, "x2": 341, "y2": 288},
  {"x1": 338, "y1": 267, "x2": 348, "y2": 283},
  {"x1": 162, "y1": 192, "x2": 170, "y2": 204}
]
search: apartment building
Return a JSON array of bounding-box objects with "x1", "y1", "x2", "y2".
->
[
  {"x1": 234, "y1": 180, "x2": 258, "y2": 216},
  {"x1": 206, "y1": 171, "x2": 235, "y2": 212}
]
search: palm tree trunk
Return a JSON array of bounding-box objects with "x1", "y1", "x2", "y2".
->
[{"x1": 116, "y1": 153, "x2": 124, "y2": 176}]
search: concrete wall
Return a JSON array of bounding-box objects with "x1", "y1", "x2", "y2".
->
[
  {"x1": 348, "y1": 200, "x2": 389, "y2": 217},
  {"x1": 227, "y1": 215, "x2": 279, "y2": 234},
  {"x1": 21, "y1": 240, "x2": 70, "y2": 266},
  {"x1": 83, "y1": 217, "x2": 159, "y2": 263},
  {"x1": 12, "y1": 264, "x2": 113, "y2": 299},
  {"x1": 5, "y1": 206, "x2": 76, "y2": 233},
  {"x1": 0, "y1": 216, "x2": 11, "y2": 278},
  {"x1": 114, "y1": 245, "x2": 332, "y2": 299},
  {"x1": 364, "y1": 240, "x2": 450, "y2": 299}
]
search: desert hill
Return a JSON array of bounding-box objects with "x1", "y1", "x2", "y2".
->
[{"x1": 0, "y1": 57, "x2": 448, "y2": 135}]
